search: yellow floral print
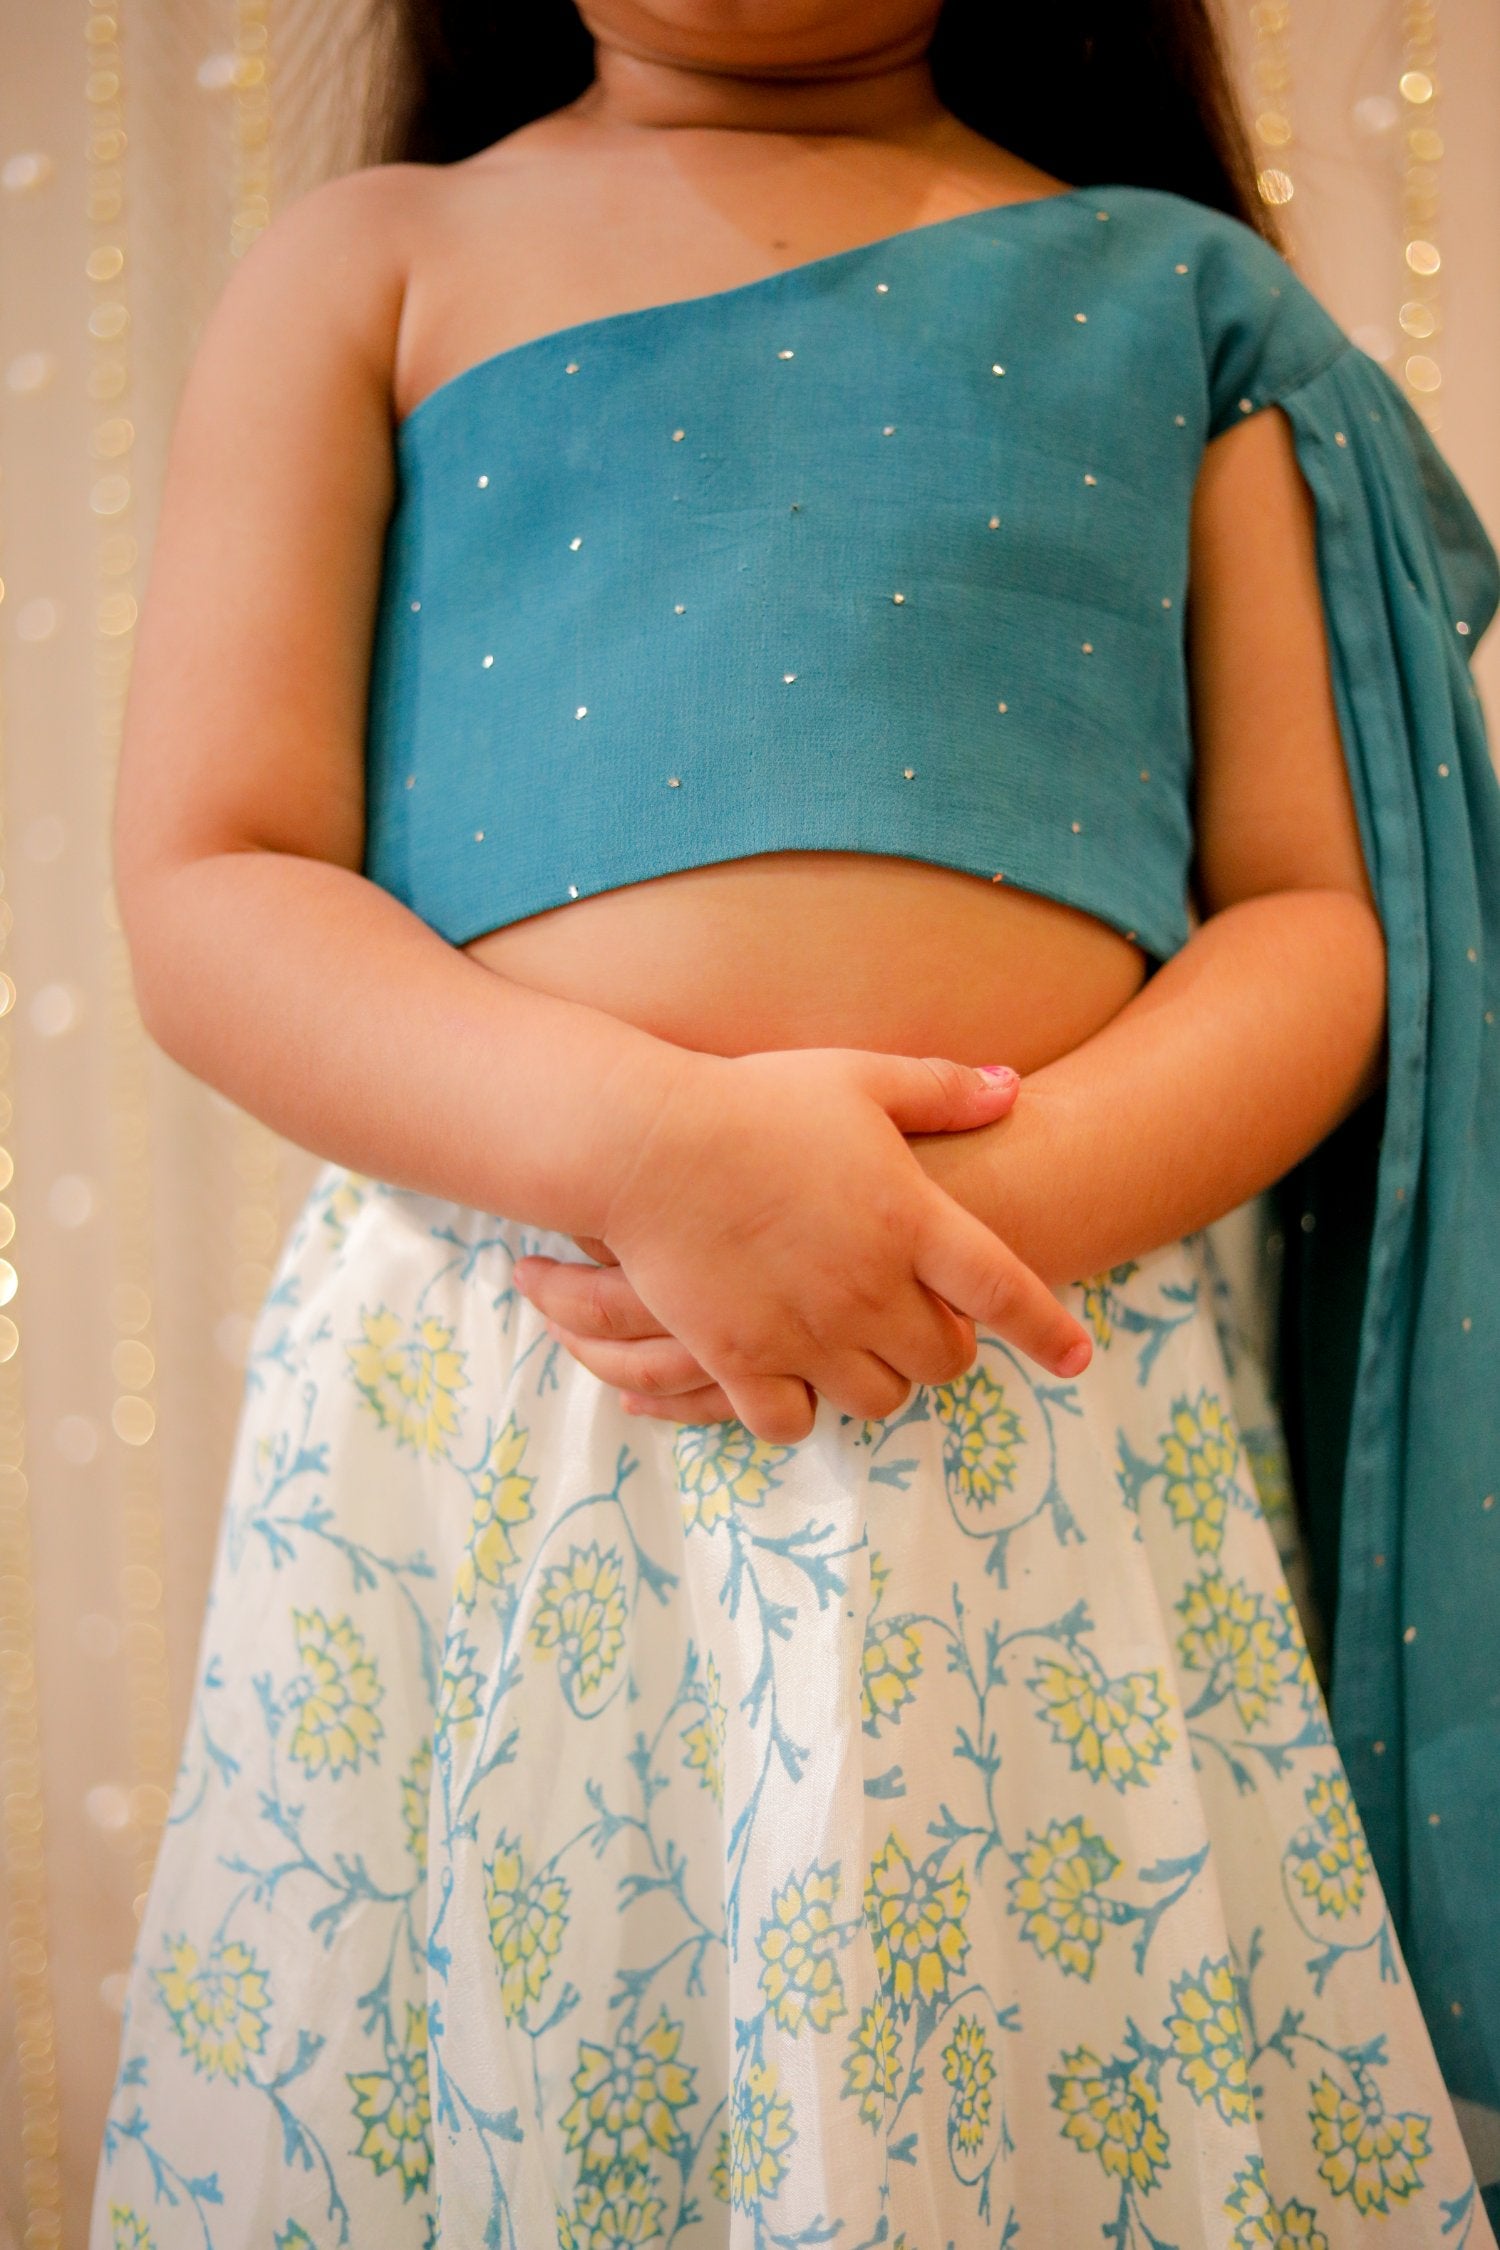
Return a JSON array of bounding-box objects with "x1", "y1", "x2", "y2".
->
[
  {"x1": 1309, "y1": 2072, "x2": 1431, "y2": 2211},
  {"x1": 1175, "y1": 1572, "x2": 1287, "y2": 1728},
  {"x1": 529, "y1": 1543, "x2": 629, "y2": 1698},
  {"x1": 727, "y1": 2059, "x2": 796, "y2": 2211},
  {"x1": 863, "y1": 1834, "x2": 970, "y2": 2013},
  {"x1": 1289, "y1": 1772, "x2": 1375, "y2": 1920},
  {"x1": 154, "y1": 1935, "x2": 270, "y2": 2082},
  {"x1": 484, "y1": 1832, "x2": 569, "y2": 2022},
  {"x1": 455, "y1": 1412, "x2": 536, "y2": 1606},
  {"x1": 861, "y1": 1552, "x2": 923, "y2": 1733},
  {"x1": 436, "y1": 1630, "x2": 483, "y2": 1738},
  {"x1": 680, "y1": 1648, "x2": 727, "y2": 1805},
  {"x1": 672, "y1": 1421, "x2": 794, "y2": 1535},
  {"x1": 560, "y1": 2009, "x2": 696, "y2": 2175},
  {"x1": 346, "y1": 1307, "x2": 467, "y2": 1460},
  {"x1": 941, "y1": 2015, "x2": 996, "y2": 2158},
  {"x1": 1007, "y1": 1816, "x2": 1121, "y2": 1979},
  {"x1": 287, "y1": 1609, "x2": 384, "y2": 1778},
  {"x1": 1029, "y1": 1658, "x2": 1173, "y2": 1790},
  {"x1": 842, "y1": 1996, "x2": 901, "y2": 2128},
  {"x1": 1160, "y1": 1391, "x2": 1240, "y2": 1555},
  {"x1": 557, "y1": 2161, "x2": 667, "y2": 2248},
  {"x1": 347, "y1": 2002, "x2": 432, "y2": 2199},
  {"x1": 931, "y1": 1365, "x2": 1023, "y2": 1507},
  {"x1": 96, "y1": 1177, "x2": 1487, "y2": 2246},
  {"x1": 1243, "y1": 1428, "x2": 1295, "y2": 1536},
  {"x1": 1272, "y1": 1587, "x2": 1321, "y2": 1702},
  {"x1": 1051, "y1": 2047, "x2": 1170, "y2": 2193},
  {"x1": 1165, "y1": 1957, "x2": 1254, "y2": 2124},
  {"x1": 320, "y1": 1170, "x2": 371, "y2": 1250},
  {"x1": 1080, "y1": 1261, "x2": 1140, "y2": 1346},
  {"x1": 758, "y1": 1862, "x2": 847, "y2": 2035},
  {"x1": 400, "y1": 1739, "x2": 432, "y2": 1875},
  {"x1": 1224, "y1": 2155, "x2": 1330, "y2": 2249}
]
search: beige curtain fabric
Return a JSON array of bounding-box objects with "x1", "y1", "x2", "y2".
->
[{"x1": 1, "y1": 4, "x2": 1496, "y2": 2242}]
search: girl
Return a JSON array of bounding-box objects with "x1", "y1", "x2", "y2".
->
[{"x1": 93, "y1": 0, "x2": 1500, "y2": 2243}]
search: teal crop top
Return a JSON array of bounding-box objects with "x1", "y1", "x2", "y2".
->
[
  {"x1": 360, "y1": 180, "x2": 1500, "y2": 2134},
  {"x1": 363, "y1": 182, "x2": 1350, "y2": 963}
]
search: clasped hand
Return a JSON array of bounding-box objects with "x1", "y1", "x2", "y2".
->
[{"x1": 512, "y1": 1046, "x2": 1091, "y2": 1442}]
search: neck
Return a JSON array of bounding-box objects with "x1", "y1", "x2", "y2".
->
[{"x1": 577, "y1": 42, "x2": 949, "y2": 140}]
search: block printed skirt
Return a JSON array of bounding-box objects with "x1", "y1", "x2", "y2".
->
[{"x1": 91, "y1": 1162, "x2": 1495, "y2": 2250}]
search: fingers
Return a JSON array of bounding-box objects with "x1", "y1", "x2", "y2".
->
[
  {"x1": 523, "y1": 1259, "x2": 913, "y2": 1434},
  {"x1": 522, "y1": 1257, "x2": 947, "y2": 1420},
  {"x1": 853, "y1": 1289, "x2": 978, "y2": 1389},
  {"x1": 792, "y1": 1346, "x2": 914, "y2": 1424},
  {"x1": 851, "y1": 1051, "x2": 1022, "y2": 1136},
  {"x1": 911, "y1": 1185, "x2": 1092, "y2": 1380},
  {"x1": 515, "y1": 1254, "x2": 666, "y2": 1341},
  {"x1": 618, "y1": 1382, "x2": 738, "y2": 1425},
  {"x1": 718, "y1": 1370, "x2": 820, "y2": 1445},
  {"x1": 540, "y1": 1320, "x2": 712, "y2": 1399}
]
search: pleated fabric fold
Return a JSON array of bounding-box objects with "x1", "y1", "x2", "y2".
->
[{"x1": 1240, "y1": 351, "x2": 1500, "y2": 2150}]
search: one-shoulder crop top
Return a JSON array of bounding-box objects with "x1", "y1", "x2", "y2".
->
[{"x1": 364, "y1": 181, "x2": 1379, "y2": 963}]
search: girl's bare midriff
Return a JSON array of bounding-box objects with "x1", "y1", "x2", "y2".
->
[
  {"x1": 413, "y1": 122, "x2": 1155, "y2": 1071},
  {"x1": 461, "y1": 858, "x2": 1149, "y2": 1072}
]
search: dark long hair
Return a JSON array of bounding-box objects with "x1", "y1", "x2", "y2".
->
[{"x1": 359, "y1": 0, "x2": 1280, "y2": 248}]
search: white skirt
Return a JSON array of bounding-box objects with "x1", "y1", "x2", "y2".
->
[{"x1": 91, "y1": 1162, "x2": 1494, "y2": 2249}]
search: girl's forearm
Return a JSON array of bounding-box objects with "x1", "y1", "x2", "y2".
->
[
  {"x1": 912, "y1": 889, "x2": 1387, "y2": 1290},
  {"x1": 125, "y1": 847, "x2": 699, "y2": 1237}
]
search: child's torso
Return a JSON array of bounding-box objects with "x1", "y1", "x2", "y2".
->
[{"x1": 389, "y1": 124, "x2": 1154, "y2": 1069}]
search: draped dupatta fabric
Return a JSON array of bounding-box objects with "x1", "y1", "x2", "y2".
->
[{"x1": 1238, "y1": 341, "x2": 1500, "y2": 2131}]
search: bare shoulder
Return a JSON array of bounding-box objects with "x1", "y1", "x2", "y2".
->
[
  {"x1": 177, "y1": 162, "x2": 454, "y2": 418},
  {"x1": 120, "y1": 163, "x2": 470, "y2": 889}
]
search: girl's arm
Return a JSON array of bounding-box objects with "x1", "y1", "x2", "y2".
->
[
  {"x1": 114, "y1": 167, "x2": 683, "y2": 1239},
  {"x1": 520, "y1": 404, "x2": 1385, "y2": 1411},
  {"x1": 915, "y1": 399, "x2": 1385, "y2": 1287},
  {"x1": 119, "y1": 171, "x2": 1090, "y2": 1443}
]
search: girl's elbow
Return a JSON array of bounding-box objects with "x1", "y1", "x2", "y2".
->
[
  {"x1": 1342, "y1": 893, "x2": 1388, "y2": 1110},
  {"x1": 114, "y1": 855, "x2": 191, "y2": 1058}
]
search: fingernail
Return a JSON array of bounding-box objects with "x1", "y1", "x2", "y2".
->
[
  {"x1": 978, "y1": 1064, "x2": 1019, "y2": 1086},
  {"x1": 1057, "y1": 1337, "x2": 1091, "y2": 1377}
]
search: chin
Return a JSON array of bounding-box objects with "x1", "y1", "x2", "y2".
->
[{"x1": 577, "y1": 0, "x2": 942, "y2": 74}]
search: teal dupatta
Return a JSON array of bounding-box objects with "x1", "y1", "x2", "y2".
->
[{"x1": 1260, "y1": 344, "x2": 1500, "y2": 2145}]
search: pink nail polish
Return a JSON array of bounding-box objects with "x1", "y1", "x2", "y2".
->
[{"x1": 978, "y1": 1064, "x2": 1019, "y2": 1086}]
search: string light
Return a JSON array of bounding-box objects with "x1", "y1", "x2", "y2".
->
[
  {"x1": 0, "y1": 318, "x2": 63, "y2": 2250},
  {"x1": 230, "y1": 0, "x2": 272, "y2": 261},
  {"x1": 1397, "y1": 0, "x2": 1443, "y2": 430},
  {"x1": 0, "y1": 52, "x2": 64, "y2": 2250},
  {"x1": 1247, "y1": 0, "x2": 1297, "y2": 218},
  {"x1": 86, "y1": 0, "x2": 176, "y2": 1930},
  {"x1": 222, "y1": 3, "x2": 288, "y2": 1381}
]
